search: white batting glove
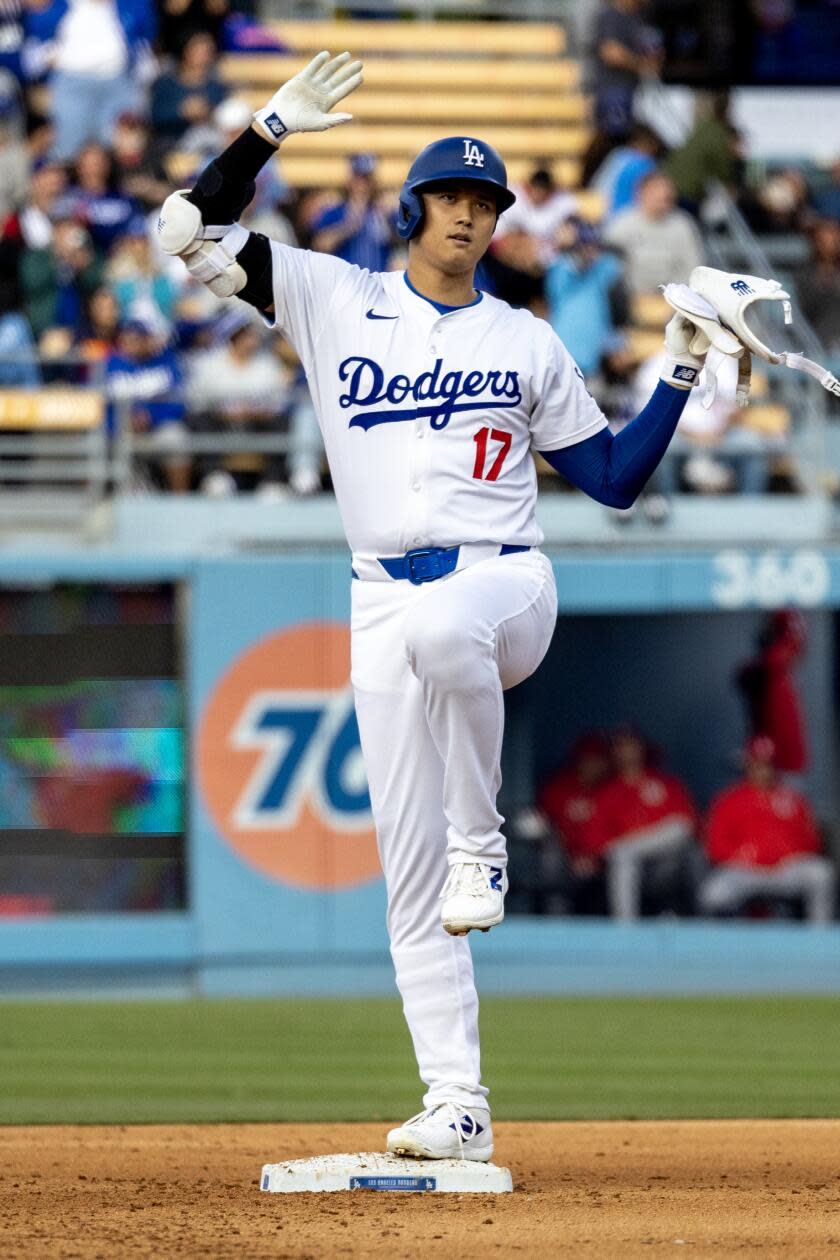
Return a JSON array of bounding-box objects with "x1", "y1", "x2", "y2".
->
[
  {"x1": 660, "y1": 313, "x2": 710, "y2": 390},
  {"x1": 253, "y1": 50, "x2": 364, "y2": 146},
  {"x1": 660, "y1": 281, "x2": 749, "y2": 403}
]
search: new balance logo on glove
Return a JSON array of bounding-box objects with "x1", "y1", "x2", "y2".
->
[{"x1": 262, "y1": 113, "x2": 287, "y2": 139}]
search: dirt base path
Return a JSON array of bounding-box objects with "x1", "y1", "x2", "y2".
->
[{"x1": 2, "y1": 1121, "x2": 839, "y2": 1259}]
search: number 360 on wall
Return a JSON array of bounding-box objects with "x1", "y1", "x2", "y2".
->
[{"x1": 711, "y1": 550, "x2": 831, "y2": 608}]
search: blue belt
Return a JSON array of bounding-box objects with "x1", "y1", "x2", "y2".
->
[{"x1": 354, "y1": 543, "x2": 529, "y2": 585}]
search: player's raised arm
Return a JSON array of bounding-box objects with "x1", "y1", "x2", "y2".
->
[{"x1": 156, "y1": 51, "x2": 363, "y2": 314}]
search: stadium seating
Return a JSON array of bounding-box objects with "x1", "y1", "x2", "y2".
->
[
  {"x1": 262, "y1": 19, "x2": 566, "y2": 56},
  {"x1": 217, "y1": 19, "x2": 591, "y2": 199}
]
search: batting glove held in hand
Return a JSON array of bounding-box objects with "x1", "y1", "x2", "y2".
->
[
  {"x1": 253, "y1": 50, "x2": 364, "y2": 146},
  {"x1": 660, "y1": 313, "x2": 710, "y2": 390},
  {"x1": 661, "y1": 280, "x2": 750, "y2": 406}
]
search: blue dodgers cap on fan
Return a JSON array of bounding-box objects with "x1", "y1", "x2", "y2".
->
[{"x1": 350, "y1": 152, "x2": 377, "y2": 177}]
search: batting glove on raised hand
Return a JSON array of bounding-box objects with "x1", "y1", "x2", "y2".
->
[
  {"x1": 660, "y1": 312, "x2": 712, "y2": 391},
  {"x1": 253, "y1": 50, "x2": 364, "y2": 146}
]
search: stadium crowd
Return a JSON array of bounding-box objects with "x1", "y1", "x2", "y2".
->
[{"x1": 0, "y1": 0, "x2": 836, "y2": 499}]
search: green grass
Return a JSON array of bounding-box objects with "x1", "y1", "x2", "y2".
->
[{"x1": 1, "y1": 997, "x2": 839, "y2": 1125}]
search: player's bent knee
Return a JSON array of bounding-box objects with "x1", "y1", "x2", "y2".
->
[{"x1": 404, "y1": 615, "x2": 482, "y2": 686}]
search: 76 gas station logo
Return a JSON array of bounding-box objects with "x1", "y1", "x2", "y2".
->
[
  {"x1": 197, "y1": 622, "x2": 381, "y2": 889},
  {"x1": 230, "y1": 689, "x2": 371, "y2": 831}
]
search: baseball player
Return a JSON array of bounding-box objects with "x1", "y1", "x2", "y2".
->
[{"x1": 158, "y1": 51, "x2": 723, "y2": 1161}]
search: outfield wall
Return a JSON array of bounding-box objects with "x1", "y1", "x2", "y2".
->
[{"x1": 1, "y1": 497, "x2": 840, "y2": 997}]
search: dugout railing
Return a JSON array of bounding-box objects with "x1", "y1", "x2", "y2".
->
[
  {"x1": 0, "y1": 389, "x2": 111, "y2": 529},
  {"x1": 0, "y1": 368, "x2": 320, "y2": 528}
]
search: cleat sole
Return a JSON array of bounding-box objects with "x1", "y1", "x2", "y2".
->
[{"x1": 442, "y1": 916, "x2": 504, "y2": 936}]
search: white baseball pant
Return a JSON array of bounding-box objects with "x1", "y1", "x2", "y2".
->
[
  {"x1": 605, "y1": 818, "x2": 695, "y2": 920},
  {"x1": 699, "y1": 856, "x2": 836, "y2": 924},
  {"x1": 351, "y1": 549, "x2": 557, "y2": 1110}
]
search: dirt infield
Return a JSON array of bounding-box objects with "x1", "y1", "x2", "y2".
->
[{"x1": 2, "y1": 1121, "x2": 839, "y2": 1258}]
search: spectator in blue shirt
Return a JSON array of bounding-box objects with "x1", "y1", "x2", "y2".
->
[
  {"x1": 592, "y1": 123, "x2": 663, "y2": 220},
  {"x1": 105, "y1": 318, "x2": 189, "y2": 489},
  {"x1": 310, "y1": 153, "x2": 396, "y2": 273},
  {"x1": 107, "y1": 215, "x2": 180, "y2": 331},
  {"x1": 545, "y1": 220, "x2": 625, "y2": 379},
  {"x1": 592, "y1": 0, "x2": 663, "y2": 140},
  {"x1": 150, "y1": 30, "x2": 227, "y2": 146},
  {"x1": 60, "y1": 142, "x2": 138, "y2": 253}
]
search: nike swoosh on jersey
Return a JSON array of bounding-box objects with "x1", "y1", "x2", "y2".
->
[{"x1": 365, "y1": 310, "x2": 399, "y2": 320}]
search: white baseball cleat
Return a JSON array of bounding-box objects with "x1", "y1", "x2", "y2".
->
[
  {"x1": 386, "y1": 1103, "x2": 493, "y2": 1161},
  {"x1": 440, "y1": 860, "x2": 508, "y2": 935}
]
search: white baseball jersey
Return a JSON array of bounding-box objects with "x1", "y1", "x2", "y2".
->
[{"x1": 266, "y1": 242, "x2": 607, "y2": 564}]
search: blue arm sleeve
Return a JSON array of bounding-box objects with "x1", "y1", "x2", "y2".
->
[{"x1": 539, "y1": 380, "x2": 688, "y2": 509}]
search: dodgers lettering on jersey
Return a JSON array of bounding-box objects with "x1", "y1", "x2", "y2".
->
[
  {"x1": 338, "y1": 357, "x2": 522, "y2": 430},
  {"x1": 265, "y1": 242, "x2": 607, "y2": 562}
]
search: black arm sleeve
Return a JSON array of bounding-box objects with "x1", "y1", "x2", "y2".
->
[
  {"x1": 186, "y1": 126, "x2": 278, "y2": 314},
  {"x1": 236, "y1": 231, "x2": 274, "y2": 313},
  {"x1": 186, "y1": 126, "x2": 276, "y2": 225}
]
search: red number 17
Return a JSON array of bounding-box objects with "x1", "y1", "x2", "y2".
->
[{"x1": 472, "y1": 426, "x2": 512, "y2": 481}]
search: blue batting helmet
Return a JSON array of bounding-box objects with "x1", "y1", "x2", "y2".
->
[{"x1": 396, "y1": 136, "x2": 516, "y2": 240}]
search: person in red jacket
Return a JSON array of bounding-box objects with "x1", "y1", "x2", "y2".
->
[
  {"x1": 538, "y1": 732, "x2": 610, "y2": 873},
  {"x1": 589, "y1": 725, "x2": 699, "y2": 919},
  {"x1": 699, "y1": 735, "x2": 835, "y2": 922},
  {"x1": 537, "y1": 732, "x2": 611, "y2": 914},
  {"x1": 735, "y1": 610, "x2": 808, "y2": 774}
]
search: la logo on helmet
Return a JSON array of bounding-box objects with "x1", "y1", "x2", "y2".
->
[{"x1": 462, "y1": 141, "x2": 485, "y2": 168}]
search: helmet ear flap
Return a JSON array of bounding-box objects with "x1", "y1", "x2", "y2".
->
[{"x1": 397, "y1": 186, "x2": 423, "y2": 240}]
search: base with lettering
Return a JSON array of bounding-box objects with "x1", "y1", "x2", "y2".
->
[{"x1": 260, "y1": 1151, "x2": 513, "y2": 1194}]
